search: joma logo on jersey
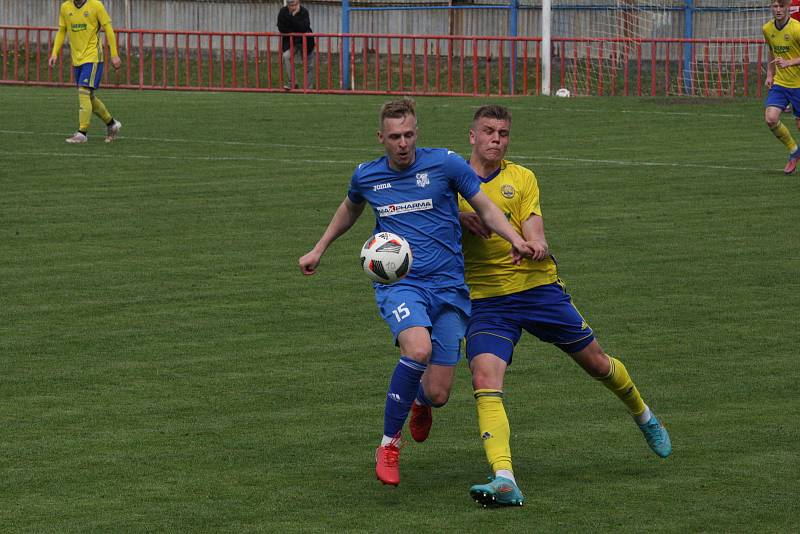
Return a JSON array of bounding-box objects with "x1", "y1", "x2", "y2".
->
[
  {"x1": 373, "y1": 183, "x2": 392, "y2": 191},
  {"x1": 376, "y1": 198, "x2": 433, "y2": 217}
]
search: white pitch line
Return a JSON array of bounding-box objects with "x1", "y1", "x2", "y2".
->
[
  {"x1": 515, "y1": 106, "x2": 743, "y2": 118},
  {"x1": 0, "y1": 148, "x2": 767, "y2": 173},
  {"x1": 0, "y1": 150, "x2": 349, "y2": 165},
  {"x1": 514, "y1": 155, "x2": 765, "y2": 172},
  {"x1": 0, "y1": 129, "x2": 373, "y2": 153}
]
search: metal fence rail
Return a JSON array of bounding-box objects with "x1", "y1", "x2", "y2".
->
[
  {"x1": 1, "y1": 1, "x2": 770, "y2": 41},
  {"x1": 0, "y1": 26, "x2": 765, "y2": 97}
]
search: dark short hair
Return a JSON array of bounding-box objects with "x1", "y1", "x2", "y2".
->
[
  {"x1": 472, "y1": 105, "x2": 512, "y2": 126},
  {"x1": 380, "y1": 98, "x2": 416, "y2": 129}
]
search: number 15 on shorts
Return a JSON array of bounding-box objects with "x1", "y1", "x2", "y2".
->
[{"x1": 392, "y1": 302, "x2": 410, "y2": 322}]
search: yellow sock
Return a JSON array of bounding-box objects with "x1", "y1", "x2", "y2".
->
[
  {"x1": 597, "y1": 356, "x2": 646, "y2": 418},
  {"x1": 90, "y1": 93, "x2": 112, "y2": 124},
  {"x1": 770, "y1": 121, "x2": 798, "y2": 152},
  {"x1": 78, "y1": 88, "x2": 93, "y2": 132},
  {"x1": 475, "y1": 389, "x2": 512, "y2": 474}
]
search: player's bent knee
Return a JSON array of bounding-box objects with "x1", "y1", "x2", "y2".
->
[
  {"x1": 571, "y1": 347, "x2": 611, "y2": 377},
  {"x1": 425, "y1": 388, "x2": 450, "y2": 407},
  {"x1": 472, "y1": 376, "x2": 498, "y2": 391},
  {"x1": 586, "y1": 357, "x2": 611, "y2": 378},
  {"x1": 469, "y1": 353, "x2": 507, "y2": 390},
  {"x1": 766, "y1": 112, "x2": 782, "y2": 129},
  {"x1": 472, "y1": 376, "x2": 504, "y2": 391},
  {"x1": 403, "y1": 347, "x2": 432, "y2": 363}
]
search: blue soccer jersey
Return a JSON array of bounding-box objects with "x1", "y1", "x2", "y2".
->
[{"x1": 348, "y1": 148, "x2": 482, "y2": 288}]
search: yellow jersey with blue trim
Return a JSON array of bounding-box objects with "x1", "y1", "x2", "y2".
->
[
  {"x1": 763, "y1": 17, "x2": 800, "y2": 88},
  {"x1": 458, "y1": 160, "x2": 558, "y2": 300},
  {"x1": 57, "y1": 0, "x2": 114, "y2": 65}
]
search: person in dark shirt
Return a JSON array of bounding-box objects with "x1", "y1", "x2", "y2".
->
[{"x1": 277, "y1": 0, "x2": 315, "y2": 90}]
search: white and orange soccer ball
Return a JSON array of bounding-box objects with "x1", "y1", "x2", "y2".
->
[
  {"x1": 360, "y1": 232, "x2": 412, "y2": 284},
  {"x1": 555, "y1": 87, "x2": 571, "y2": 98}
]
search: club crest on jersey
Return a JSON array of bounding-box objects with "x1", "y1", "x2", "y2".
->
[
  {"x1": 415, "y1": 173, "x2": 430, "y2": 188},
  {"x1": 501, "y1": 184, "x2": 515, "y2": 198}
]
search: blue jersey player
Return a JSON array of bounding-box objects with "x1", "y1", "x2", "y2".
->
[{"x1": 298, "y1": 98, "x2": 533, "y2": 487}]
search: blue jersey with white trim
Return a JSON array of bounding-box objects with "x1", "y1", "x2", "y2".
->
[{"x1": 348, "y1": 148, "x2": 482, "y2": 288}]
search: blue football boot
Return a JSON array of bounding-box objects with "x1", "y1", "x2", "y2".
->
[
  {"x1": 469, "y1": 476, "x2": 524, "y2": 507},
  {"x1": 638, "y1": 414, "x2": 672, "y2": 458}
]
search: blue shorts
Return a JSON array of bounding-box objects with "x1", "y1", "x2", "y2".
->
[
  {"x1": 765, "y1": 84, "x2": 800, "y2": 118},
  {"x1": 375, "y1": 283, "x2": 470, "y2": 367},
  {"x1": 73, "y1": 62, "x2": 104, "y2": 89},
  {"x1": 465, "y1": 282, "x2": 594, "y2": 364}
]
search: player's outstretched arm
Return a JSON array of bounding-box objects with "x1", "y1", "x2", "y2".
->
[
  {"x1": 521, "y1": 214, "x2": 550, "y2": 262},
  {"x1": 466, "y1": 191, "x2": 533, "y2": 262},
  {"x1": 298, "y1": 197, "x2": 366, "y2": 276}
]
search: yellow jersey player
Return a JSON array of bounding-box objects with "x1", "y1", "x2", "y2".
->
[
  {"x1": 48, "y1": 0, "x2": 122, "y2": 144},
  {"x1": 764, "y1": 0, "x2": 800, "y2": 173},
  {"x1": 458, "y1": 105, "x2": 672, "y2": 508}
]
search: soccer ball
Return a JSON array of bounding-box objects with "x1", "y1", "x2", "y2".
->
[
  {"x1": 360, "y1": 232, "x2": 412, "y2": 284},
  {"x1": 555, "y1": 87, "x2": 571, "y2": 98}
]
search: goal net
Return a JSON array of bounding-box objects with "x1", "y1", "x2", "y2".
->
[{"x1": 545, "y1": 0, "x2": 770, "y2": 96}]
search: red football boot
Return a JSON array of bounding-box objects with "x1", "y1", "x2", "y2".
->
[
  {"x1": 409, "y1": 402, "x2": 432, "y2": 442},
  {"x1": 784, "y1": 148, "x2": 800, "y2": 175},
  {"x1": 375, "y1": 437, "x2": 403, "y2": 486}
]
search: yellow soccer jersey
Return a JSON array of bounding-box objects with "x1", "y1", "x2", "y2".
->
[
  {"x1": 459, "y1": 160, "x2": 558, "y2": 300},
  {"x1": 54, "y1": 0, "x2": 117, "y2": 66},
  {"x1": 763, "y1": 18, "x2": 800, "y2": 88}
]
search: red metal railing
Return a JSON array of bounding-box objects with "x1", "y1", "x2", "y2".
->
[{"x1": 0, "y1": 25, "x2": 765, "y2": 97}]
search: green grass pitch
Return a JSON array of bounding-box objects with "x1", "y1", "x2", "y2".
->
[{"x1": 1, "y1": 86, "x2": 798, "y2": 532}]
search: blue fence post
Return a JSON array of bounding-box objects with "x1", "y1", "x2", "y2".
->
[
  {"x1": 682, "y1": 0, "x2": 694, "y2": 94},
  {"x1": 342, "y1": 0, "x2": 351, "y2": 90},
  {"x1": 509, "y1": 0, "x2": 518, "y2": 94}
]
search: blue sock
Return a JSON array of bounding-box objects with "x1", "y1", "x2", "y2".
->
[
  {"x1": 416, "y1": 384, "x2": 433, "y2": 406},
  {"x1": 384, "y1": 356, "x2": 427, "y2": 437}
]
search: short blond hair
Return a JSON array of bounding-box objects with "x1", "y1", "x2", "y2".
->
[{"x1": 379, "y1": 98, "x2": 416, "y2": 130}]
